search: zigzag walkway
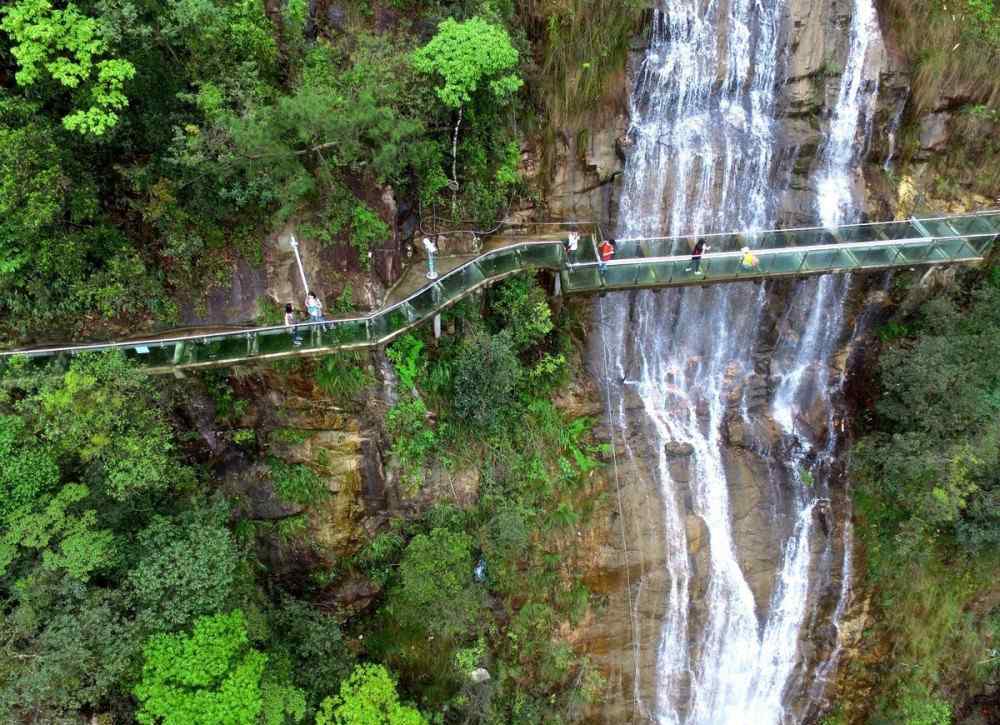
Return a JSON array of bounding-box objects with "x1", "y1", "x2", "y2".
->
[{"x1": 2, "y1": 210, "x2": 998, "y2": 373}]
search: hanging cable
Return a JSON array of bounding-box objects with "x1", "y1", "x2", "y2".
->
[{"x1": 597, "y1": 296, "x2": 641, "y2": 717}]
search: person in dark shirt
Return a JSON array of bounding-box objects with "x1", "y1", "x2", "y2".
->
[{"x1": 686, "y1": 238, "x2": 710, "y2": 274}]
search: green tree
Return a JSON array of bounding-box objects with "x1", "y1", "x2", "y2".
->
[
  {"x1": 127, "y1": 513, "x2": 239, "y2": 631},
  {"x1": 410, "y1": 18, "x2": 522, "y2": 110},
  {"x1": 411, "y1": 17, "x2": 522, "y2": 208},
  {"x1": 134, "y1": 610, "x2": 271, "y2": 725},
  {"x1": 0, "y1": 482, "x2": 116, "y2": 580},
  {"x1": 452, "y1": 332, "x2": 520, "y2": 430},
  {"x1": 0, "y1": 587, "x2": 139, "y2": 720},
  {"x1": 388, "y1": 527, "x2": 481, "y2": 640},
  {"x1": 0, "y1": 0, "x2": 136, "y2": 135},
  {"x1": 269, "y1": 599, "x2": 355, "y2": 708},
  {"x1": 29, "y1": 352, "x2": 175, "y2": 500},
  {"x1": 492, "y1": 274, "x2": 554, "y2": 352},
  {"x1": 314, "y1": 664, "x2": 427, "y2": 725}
]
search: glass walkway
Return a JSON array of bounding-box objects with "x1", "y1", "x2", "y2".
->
[{"x1": 2, "y1": 210, "x2": 997, "y2": 372}]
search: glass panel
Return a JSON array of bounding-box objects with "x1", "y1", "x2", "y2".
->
[
  {"x1": 851, "y1": 245, "x2": 900, "y2": 268},
  {"x1": 603, "y1": 264, "x2": 641, "y2": 288},
  {"x1": 672, "y1": 258, "x2": 704, "y2": 282},
  {"x1": 407, "y1": 287, "x2": 438, "y2": 317},
  {"x1": 801, "y1": 248, "x2": 855, "y2": 271},
  {"x1": 380, "y1": 307, "x2": 410, "y2": 339},
  {"x1": 701, "y1": 254, "x2": 742, "y2": 278},
  {"x1": 642, "y1": 238, "x2": 674, "y2": 257},
  {"x1": 965, "y1": 234, "x2": 997, "y2": 255},
  {"x1": 768, "y1": 250, "x2": 807, "y2": 274},
  {"x1": 563, "y1": 266, "x2": 602, "y2": 291},
  {"x1": 875, "y1": 221, "x2": 922, "y2": 240},
  {"x1": 832, "y1": 223, "x2": 878, "y2": 243},
  {"x1": 706, "y1": 233, "x2": 749, "y2": 253},
  {"x1": 133, "y1": 344, "x2": 171, "y2": 367},
  {"x1": 521, "y1": 244, "x2": 560, "y2": 267},
  {"x1": 788, "y1": 228, "x2": 839, "y2": 248},
  {"x1": 932, "y1": 237, "x2": 973, "y2": 259},
  {"x1": 630, "y1": 263, "x2": 658, "y2": 286},
  {"x1": 437, "y1": 267, "x2": 471, "y2": 301},
  {"x1": 329, "y1": 319, "x2": 369, "y2": 346},
  {"x1": 611, "y1": 239, "x2": 643, "y2": 260},
  {"x1": 947, "y1": 215, "x2": 996, "y2": 237},
  {"x1": 649, "y1": 261, "x2": 675, "y2": 284},
  {"x1": 915, "y1": 218, "x2": 957, "y2": 238},
  {"x1": 897, "y1": 241, "x2": 938, "y2": 263},
  {"x1": 569, "y1": 234, "x2": 598, "y2": 264},
  {"x1": 478, "y1": 249, "x2": 519, "y2": 278}
]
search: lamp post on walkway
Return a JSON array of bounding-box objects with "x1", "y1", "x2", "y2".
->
[{"x1": 289, "y1": 235, "x2": 310, "y2": 293}]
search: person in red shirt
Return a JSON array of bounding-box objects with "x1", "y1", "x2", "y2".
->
[{"x1": 597, "y1": 238, "x2": 616, "y2": 281}]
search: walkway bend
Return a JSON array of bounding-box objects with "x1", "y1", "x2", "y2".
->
[{"x1": 2, "y1": 211, "x2": 998, "y2": 373}]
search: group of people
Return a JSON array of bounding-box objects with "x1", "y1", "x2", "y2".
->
[
  {"x1": 283, "y1": 291, "x2": 327, "y2": 346},
  {"x1": 594, "y1": 235, "x2": 760, "y2": 278}
]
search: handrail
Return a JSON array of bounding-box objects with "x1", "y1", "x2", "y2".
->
[
  {"x1": 573, "y1": 231, "x2": 999, "y2": 267},
  {"x1": 2, "y1": 239, "x2": 567, "y2": 358},
  {"x1": 609, "y1": 208, "x2": 1000, "y2": 245},
  {"x1": 2, "y1": 210, "x2": 997, "y2": 367}
]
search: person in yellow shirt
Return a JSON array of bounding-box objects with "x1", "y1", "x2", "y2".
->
[{"x1": 740, "y1": 246, "x2": 759, "y2": 271}]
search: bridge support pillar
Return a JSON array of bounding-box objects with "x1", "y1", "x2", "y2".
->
[
  {"x1": 433, "y1": 314, "x2": 442, "y2": 340},
  {"x1": 553, "y1": 272, "x2": 561, "y2": 297}
]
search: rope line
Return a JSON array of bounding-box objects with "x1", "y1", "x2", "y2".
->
[{"x1": 597, "y1": 295, "x2": 641, "y2": 717}]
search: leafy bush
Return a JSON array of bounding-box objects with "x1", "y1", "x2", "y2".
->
[
  {"x1": 268, "y1": 458, "x2": 326, "y2": 506},
  {"x1": 385, "y1": 397, "x2": 436, "y2": 489},
  {"x1": 492, "y1": 274, "x2": 553, "y2": 352},
  {"x1": 452, "y1": 332, "x2": 520, "y2": 431},
  {"x1": 387, "y1": 334, "x2": 426, "y2": 391},
  {"x1": 315, "y1": 664, "x2": 427, "y2": 725},
  {"x1": 388, "y1": 527, "x2": 481, "y2": 641},
  {"x1": 128, "y1": 513, "x2": 239, "y2": 631},
  {"x1": 350, "y1": 204, "x2": 389, "y2": 267},
  {"x1": 411, "y1": 18, "x2": 523, "y2": 110},
  {"x1": 315, "y1": 353, "x2": 372, "y2": 401},
  {"x1": 134, "y1": 610, "x2": 275, "y2": 725}
]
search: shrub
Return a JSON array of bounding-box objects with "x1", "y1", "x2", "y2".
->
[
  {"x1": 388, "y1": 528, "x2": 482, "y2": 641},
  {"x1": 315, "y1": 664, "x2": 427, "y2": 725},
  {"x1": 385, "y1": 397, "x2": 436, "y2": 489},
  {"x1": 492, "y1": 274, "x2": 553, "y2": 352},
  {"x1": 268, "y1": 458, "x2": 326, "y2": 506},
  {"x1": 452, "y1": 332, "x2": 520, "y2": 431},
  {"x1": 315, "y1": 353, "x2": 372, "y2": 401}
]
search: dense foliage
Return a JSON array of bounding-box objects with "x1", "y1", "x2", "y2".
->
[
  {"x1": 0, "y1": 0, "x2": 539, "y2": 340},
  {"x1": 848, "y1": 269, "x2": 1000, "y2": 722}
]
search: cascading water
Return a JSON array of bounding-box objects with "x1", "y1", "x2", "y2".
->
[{"x1": 597, "y1": 0, "x2": 883, "y2": 722}]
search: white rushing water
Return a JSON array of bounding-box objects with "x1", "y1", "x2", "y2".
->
[{"x1": 598, "y1": 0, "x2": 883, "y2": 722}]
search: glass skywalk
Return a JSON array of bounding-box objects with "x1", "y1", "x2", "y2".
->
[{"x1": 2, "y1": 210, "x2": 997, "y2": 372}]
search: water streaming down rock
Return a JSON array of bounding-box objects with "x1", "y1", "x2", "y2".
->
[{"x1": 595, "y1": 0, "x2": 883, "y2": 722}]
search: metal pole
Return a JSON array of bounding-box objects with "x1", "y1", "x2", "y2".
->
[{"x1": 289, "y1": 235, "x2": 310, "y2": 293}]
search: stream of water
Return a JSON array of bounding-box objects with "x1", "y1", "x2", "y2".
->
[{"x1": 598, "y1": 0, "x2": 883, "y2": 722}]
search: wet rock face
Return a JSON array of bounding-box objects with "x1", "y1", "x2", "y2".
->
[{"x1": 776, "y1": 0, "x2": 904, "y2": 225}]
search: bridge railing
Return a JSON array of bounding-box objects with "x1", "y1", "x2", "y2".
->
[
  {"x1": 563, "y1": 230, "x2": 996, "y2": 291},
  {"x1": 2, "y1": 210, "x2": 997, "y2": 371},
  {"x1": 1, "y1": 240, "x2": 568, "y2": 371},
  {"x1": 605, "y1": 209, "x2": 1000, "y2": 259}
]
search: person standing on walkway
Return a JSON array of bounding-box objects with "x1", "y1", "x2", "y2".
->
[
  {"x1": 423, "y1": 237, "x2": 438, "y2": 279},
  {"x1": 598, "y1": 237, "x2": 616, "y2": 282},
  {"x1": 305, "y1": 291, "x2": 327, "y2": 339},
  {"x1": 284, "y1": 303, "x2": 302, "y2": 346},
  {"x1": 740, "y1": 246, "x2": 760, "y2": 271},
  {"x1": 686, "y1": 238, "x2": 710, "y2": 274}
]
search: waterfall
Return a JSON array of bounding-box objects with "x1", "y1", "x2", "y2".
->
[{"x1": 597, "y1": 0, "x2": 883, "y2": 722}]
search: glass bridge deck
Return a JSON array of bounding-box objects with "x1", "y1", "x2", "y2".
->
[{"x1": 2, "y1": 211, "x2": 997, "y2": 372}]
